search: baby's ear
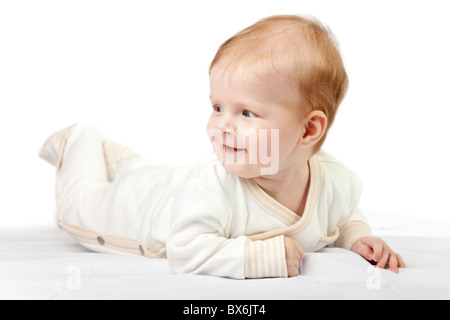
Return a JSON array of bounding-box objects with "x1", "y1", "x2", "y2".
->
[{"x1": 299, "y1": 110, "x2": 327, "y2": 147}]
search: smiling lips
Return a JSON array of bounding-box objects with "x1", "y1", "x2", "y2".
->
[{"x1": 223, "y1": 144, "x2": 246, "y2": 153}]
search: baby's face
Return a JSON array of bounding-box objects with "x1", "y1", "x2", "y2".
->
[{"x1": 207, "y1": 64, "x2": 305, "y2": 178}]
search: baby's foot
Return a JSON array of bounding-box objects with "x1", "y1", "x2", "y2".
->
[
  {"x1": 38, "y1": 124, "x2": 77, "y2": 167},
  {"x1": 38, "y1": 123, "x2": 95, "y2": 169}
]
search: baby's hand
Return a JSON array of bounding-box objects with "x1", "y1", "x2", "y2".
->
[
  {"x1": 351, "y1": 236, "x2": 406, "y2": 273},
  {"x1": 284, "y1": 236, "x2": 304, "y2": 277}
]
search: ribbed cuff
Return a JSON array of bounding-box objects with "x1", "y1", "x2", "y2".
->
[
  {"x1": 103, "y1": 141, "x2": 134, "y2": 165},
  {"x1": 334, "y1": 221, "x2": 372, "y2": 250},
  {"x1": 244, "y1": 235, "x2": 288, "y2": 279}
]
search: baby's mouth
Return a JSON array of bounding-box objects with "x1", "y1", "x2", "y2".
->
[{"x1": 223, "y1": 144, "x2": 246, "y2": 153}]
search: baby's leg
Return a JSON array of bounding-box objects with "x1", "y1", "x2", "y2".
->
[
  {"x1": 40, "y1": 124, "x2": 150, "y2": 182},
  {"x1": 42, "y1": 124, "x2": 145, "y2": 235},
  {"x1": 40, "y1": 124, "x2": 163, "y2": 256},
  {"x1": 103, "y1": 141, "x2": 153, "y2": 182},
  {"x1": 53, "y1": 124, "x2": 112, "y2": 230}
]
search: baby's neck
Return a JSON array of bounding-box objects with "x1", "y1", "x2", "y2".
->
[{"x1": 252, "y1": 161, "x2": 310, "y2": 217}]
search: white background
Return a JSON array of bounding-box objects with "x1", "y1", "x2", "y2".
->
[{"x1": 1, "y1": 0, "x2": 449, "y2": 236}]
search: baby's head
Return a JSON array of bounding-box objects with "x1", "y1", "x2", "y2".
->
[{"x1": 207, "y1": 15, "x2": 348, "y2": 177}]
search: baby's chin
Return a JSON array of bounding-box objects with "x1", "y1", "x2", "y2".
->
[
  {"x1": 221, "y1": 162, "x2": 278, "y2": 179},
  {"x1": 222, "y1": 163, "x2": 258, "y2": 179}
]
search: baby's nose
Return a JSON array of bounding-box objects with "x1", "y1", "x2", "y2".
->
[{"x1": 217, "y1": 115, "x2": 237, "y2": 134}]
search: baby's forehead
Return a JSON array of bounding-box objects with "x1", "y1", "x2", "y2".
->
[
  {"x1": 210, "y1": 62, "x2": 301, "y2": 111},
  {"x1": 211, "y1": 60, "x2": 295, "y2": 93}
]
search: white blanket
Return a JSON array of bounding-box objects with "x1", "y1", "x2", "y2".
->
[{"x1": 1, "y1": 226, "x2": 449, "y2": 300}]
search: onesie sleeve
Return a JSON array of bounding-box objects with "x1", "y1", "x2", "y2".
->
[
  {"x1": 334, "y1": 208, "x2": 372, "y2": 250},
  {"x1": 244, "y1": 235, "x2": 287, "y2": 278},
  {"x1": 166, "y1": 159, "x2": 288, "y2": 279},
  {"x1": 333, "y1": 174, "x2": 372, "y2": 250}
]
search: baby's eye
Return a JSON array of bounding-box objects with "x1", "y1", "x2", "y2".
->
[
  {"x1": 242, "y1": 110, "x2": 256, "y2": 118},
  {"x1": 213, "y1": 105, "x2": 224, "y2": 113}
]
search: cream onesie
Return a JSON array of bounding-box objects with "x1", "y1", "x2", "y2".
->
[{"x1": 39, "y1": 124, "x2": 372, "y2": 279}]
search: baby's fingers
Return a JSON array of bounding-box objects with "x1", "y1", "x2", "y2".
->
[
  {"x1": 388, "y1": 253, "x2": 399, "y2": 273},
  {"x1": 396, "y1": 253, "x2": 406, "y2": 269},
  {"x1": 376, "y1": 249, "x2": 390, "y2": 270},
  {"x1": 384, "y1": 253, "x2": 406, "y2": 273},
  {"x1": 357, "y1": 244, "x2": 374, "y2": 261},
  {"x1": 371, "y1": 238, "x2": 384, "y2": 262},
  {"x1": 295, "y1": 241, "x2": 305, "y2": 260},
  {"x1": 389, "y1": 253, "x2": 406, "y2": 273}
]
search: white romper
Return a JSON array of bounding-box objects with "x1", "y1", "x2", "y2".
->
[{"x1": 40, "y1": 124, "x2": 371, "y2": 279}]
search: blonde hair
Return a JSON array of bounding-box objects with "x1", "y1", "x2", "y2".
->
[{"x1": 209, "y1": 15, "x2": 348, "y2": 152}]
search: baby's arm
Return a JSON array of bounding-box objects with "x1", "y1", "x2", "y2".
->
[
  {"x1": 167, "y1": 201, "x2": 289, "y2": 279},
  {"x1": 334, "y1": 208, "x2": 372, "y2": 250},
  {"x1": 167, "y1": 179, "x2": 290, "y2": 279}
]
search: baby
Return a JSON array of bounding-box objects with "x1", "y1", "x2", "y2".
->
[{"x1": 39, "y1": 15, "x2": 405, "y2": 279}]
